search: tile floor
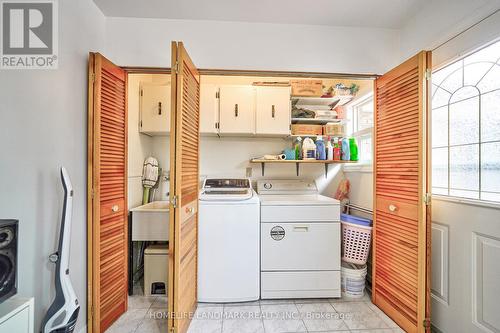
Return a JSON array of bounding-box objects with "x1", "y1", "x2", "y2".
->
[{"x1": 106, "y1": 287, "x2": 403, "y2": 333}]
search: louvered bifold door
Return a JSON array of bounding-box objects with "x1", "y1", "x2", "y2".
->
[
  {"x1": 88, "y1": 53, "x2": 128, "y2": 333},
  {"x1": 168, "y1": 41, "x2": 200, "y2": 333},
  {"x1": 373, "y1": 51, "x2": 431, "y2": 333}
]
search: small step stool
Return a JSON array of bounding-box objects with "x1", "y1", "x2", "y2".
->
[{"x1": 144, "y1": 244, "x2": 169, "y2": 296}]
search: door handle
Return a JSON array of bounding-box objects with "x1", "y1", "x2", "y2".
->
[
  {"x1": 388, "y1": 204, "x2": 398, "y2": 212},
  {"x1": 158, "y1": 102, "x2": 162, "y2": 115},
  {"x1": 271, "y1": 105, "x2": 275, "y2": 118},
  {"x1": 234, "y1": 104, "x2": 239, "y2": 117},
  {"x1": 111, "y1": 205, "x2": 119, "y2": 212},
  {"x1": 293, "y1": 226, "x2": 309, "y2": 232}
]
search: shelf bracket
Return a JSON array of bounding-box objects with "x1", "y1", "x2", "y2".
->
[
  {"x1": 261, "y1": 162, "x2": 265, "y2": 176},
  {"x1": 296, "y1": 162, "x2": 300, "y2": 177},
  {"x1": 325, "y1": 163, "x2": 329, "y2": 178}
]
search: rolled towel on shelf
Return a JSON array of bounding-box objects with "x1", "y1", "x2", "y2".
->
[{"x1": 258, "y1": 154, "x2": 286, "y2": 160}]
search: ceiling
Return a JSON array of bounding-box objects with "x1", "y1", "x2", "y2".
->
[{"x1": 93, "y1": 0, "x2": 426, "y2": 29}]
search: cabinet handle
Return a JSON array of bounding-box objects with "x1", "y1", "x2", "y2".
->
[
  {"x1": 158, "y1": 102, "x2": 162, "y2": 115},
  {"x1": 271, "y1": 105, "x2": 275, "y2": 118},
  {"x1": 388, "y1": 204, "x2": 398, "y2": 212},
  {"x1": 234, "y1": 104, "x2": 238, "y2": 117},
  {"x1": 293, "y1": 226, "x2": 309, "y2": 232},
  {"x1": 111, "y1": 205, "x2": 119, "y2": 212}
]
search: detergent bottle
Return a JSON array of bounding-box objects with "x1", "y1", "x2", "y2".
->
[
  {"x1": 302, "y1": 137, "x2": 316, "y2": 160},
  {"x1": 341, "y1": 138, "x2": 350, "y2": 161},
  {"x1": 315, "y1": 136, "x2": 326, "y2": 160},
  {"x1": 326, "y1": 136, "x2": 334, "y2": 160},
  {"x1": 349, "y1": 137, "x2": 358, "y2": 161}
]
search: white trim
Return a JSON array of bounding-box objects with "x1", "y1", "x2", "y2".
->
[{"x1": 433, "y1": 195, "x2": 500, "y2": 210}]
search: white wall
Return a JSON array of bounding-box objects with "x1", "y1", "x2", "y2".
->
[
  {"x1": 104, "y1": 17, "x2": 400, "y2": 74},
  {"x1": 399, "y1": 0, "x2": 500, "y2": 62},
  {"x1": 0, "y1": 0, "x2": 106, "y2": 332}
]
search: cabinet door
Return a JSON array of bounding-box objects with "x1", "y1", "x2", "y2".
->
[
  {"x1": 219, "y1": 85, "x2": 255, "y2": 134},
  {"x1": 199, "y1": 83, "x2": 219, "y2": 135},
  {"x1": 256, "y1": 86, "x2": 291, "y2": 135},
  {"x1": 140, "y1": 83, "x2": 170, "y2": 135}
]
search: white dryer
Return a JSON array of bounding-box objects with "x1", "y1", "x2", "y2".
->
[
  {"x1": 257, "y1": 179, "x2": 341, "y2": 299},
  {"x1": 198, "y1": 178, "x2": 260, "y2": 303}
]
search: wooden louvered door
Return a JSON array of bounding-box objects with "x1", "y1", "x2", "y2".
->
[
  {"x1": 88, "y1": 53, "x2": 128, "y2": 333},
  {"x1": 168, "y1": 41, "x2": 200, "y2": 333},
  {"x1": 373, "y1": 51, "x2": 431, "y2": 333}
]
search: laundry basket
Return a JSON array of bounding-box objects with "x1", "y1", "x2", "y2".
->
[{"x1": 341, "y1": 213, "x2": 372, "y2": 265}]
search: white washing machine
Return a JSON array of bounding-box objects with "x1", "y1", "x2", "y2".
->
[
  {"x1": 257, "y1": 179, "x2": 341, "y2": 299},
  {"x1": 198, "y1": 178, "x2": 260, "y2": 302}
]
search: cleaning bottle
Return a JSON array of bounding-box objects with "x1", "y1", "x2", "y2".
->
[
  {"x1": 349, "y1": 137, "x2": 358, "y2": 161},
  {"x1": 302, "y1": 137, "x2": 316, "y2": 160},
  {"x1": 315, "y1": 136, "x2": 326, "y2": 160},
  {"x1": 341, "y1": 137, "x2": 350, "y2": 161},
  {"x1": 333, "y1": 137, "x2": 341, "y2": 160},
  {"x1": 326, "y1": 136, "x2": 334, "y2": 160},
  {"x1": 294, "y1": 136, "x2": 303, "y2": 160}
]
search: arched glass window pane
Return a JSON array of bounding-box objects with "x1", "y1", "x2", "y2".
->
[
  {"x1": 477, "y1": 64, "x2": 500, "y2": 93},
  {"x1": 440, "y1": 67, "x2": 463, "y2": 92},
  {"x1": 432, "y1": 86, "x2": 451, "y2": 108},
  {"x1": 449, "y1": 86, "x2": 479, "y2": 104},
  {"x1": 463, "y1": 62, "x2": 494, "y2": 86},
  {"x1": 433, "y1": 60, "x2": 462, "y2": 86},
  {"x1": 481, "y1": 90, "x2": 500, "y2": 141},
  {"x1": 432, "y1": 106, "x2": 448, "y2": 147},
  {"x1": 450, "y1": 144, "x2": 479, "y2": 192},
  {"x1": 432, "y1": 40, "x2": 500, "y2": 203},
  {"x1": 449, "y1": 96, "x2": 479, "y2": 145}
]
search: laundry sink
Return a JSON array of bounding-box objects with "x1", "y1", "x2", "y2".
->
[{"x1": 130, "y1": 201, "x2": 169, "y2": 241}]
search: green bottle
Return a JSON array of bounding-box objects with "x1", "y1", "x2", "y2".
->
[
  {"x1": 349, "y1": 138, "x2": 358, "y2": 161},
  {"x1": 294, "y1": 137, "x2": 303, "y2": 160}
]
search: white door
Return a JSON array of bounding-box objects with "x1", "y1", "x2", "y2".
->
[
  {"x1": 199, "y1": 83, "x2": 219, "y2": 135},
  {"x1": 255, "y1": 86, "x2": 291, "y2": 135},
  {"x1": 219, "y1": 85, "x2": 255, "y2": 135},
  {"x1": 140, "y1": 83, "x2": 170, "y2": 135}
]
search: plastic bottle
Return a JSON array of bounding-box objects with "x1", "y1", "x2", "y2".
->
[
  {"x1": 302, "y1": 137, "x2": 317, "y2": 160},
  {"x1": 294, "y1": 137, "x2": 303, "y2": 160},
  {"x1": 315, "y1": 136, "x2": 326, "y2": 160},
  {"x1": 341, "y1": 138, "x2": 350, "y2": 161},
  {"x1": 349, "y1": 138, "x2": 358, "y2": 161},
  {"x1": 326, "y1": 136, "x2": 334, "y2": 160},
  {"x1": 333, "y1": 137, "x2": 341, "y2": 160}
]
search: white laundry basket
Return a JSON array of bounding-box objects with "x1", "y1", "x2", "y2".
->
[
  {"x1": 341, "y1": 261, "x2": 368, "y2": 299},
  {"x1": 341, "y1": 214, "x2": 372, "y2": 265}
]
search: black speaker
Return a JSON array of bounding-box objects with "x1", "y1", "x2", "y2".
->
[{"x1": 0, "y1": 219, "x2": 18, "y2": 303}]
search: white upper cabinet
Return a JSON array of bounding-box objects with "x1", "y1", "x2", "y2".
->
[
  {"x1": 219, "y1": 85, "x2": 256, "y2": 135},
  {"x1": 140, "y1": 83, "x2": 170, "y2": 135},
  {"x1": 200, "y1": 83, "x2": 219, "y2": 135},
  {"x1": 255, "y1": 86, "x2": 291, "y2": 135}
]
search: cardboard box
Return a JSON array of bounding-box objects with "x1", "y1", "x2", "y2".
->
[
  {"x1": 291, "y1": 124, "x2": 323, "y2": 135},
  {"x1": 291, "y1": 79, "x2": 323, "y2": 97},
  {"x1": 323, "y1": 123, "x2": 345, "y2": 136}
]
